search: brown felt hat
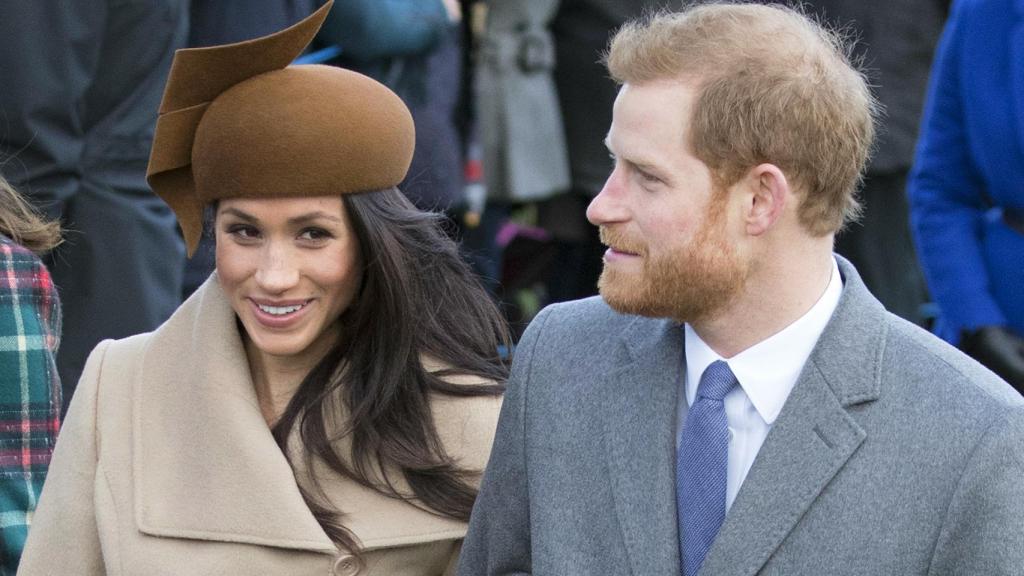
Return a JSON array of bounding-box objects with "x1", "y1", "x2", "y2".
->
[{"x1": 146, "y1": 0, "x2": 415, "y2": 256}]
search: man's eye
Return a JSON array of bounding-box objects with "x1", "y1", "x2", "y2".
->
[{"x1": 638, "y1": 170, "x2": 661, "y2": 184}]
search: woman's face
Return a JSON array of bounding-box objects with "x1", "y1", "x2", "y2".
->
[{"x1": 215, "y1": 196, "x2": 362, "y2": 365}]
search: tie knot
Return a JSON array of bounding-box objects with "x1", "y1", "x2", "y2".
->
[{"x1": 697, "y1": 360, "x2": 736, "y2": 401}]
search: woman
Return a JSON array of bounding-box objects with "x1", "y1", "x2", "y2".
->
[
  {"x1": 907, "y1": 0, "x2": 1024, "y2": 391},
  {"x1": 0, "y1": 174, "x2": 61, "y2": 573},
  {"x1": 17, "y1": 4, "x2": 510, "y2": 575}
]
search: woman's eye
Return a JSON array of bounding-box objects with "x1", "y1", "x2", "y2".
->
[
  {"x1": 299, "y1": 228, "x2": 333, "y2": 242},
  {"x1": 227, "y1": 224, "x2": 260, "y2": 240}
]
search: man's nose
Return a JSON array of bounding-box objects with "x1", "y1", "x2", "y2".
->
[{"x1": 587, "y1": 166, "x2": 629, "y2": 226}]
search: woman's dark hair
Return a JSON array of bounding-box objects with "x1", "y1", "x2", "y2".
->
[
  {"x1": 0, "y1": 173, "x2": 61, "y2": 254},
  {"x1": 270, "y1": 187, "x2": 510, "y2": 556}
]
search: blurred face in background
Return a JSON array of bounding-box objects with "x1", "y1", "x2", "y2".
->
[
  {"x1": 215, "y1": 196, "x2": 362, "y2": 368},
  {"x1": 586, "y1": 80, "x2": 750, "y2": 323}
]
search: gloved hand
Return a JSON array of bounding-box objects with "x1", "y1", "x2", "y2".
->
[{"x1": 960, "y1": 326, "x2": 1024, "y2": 394}]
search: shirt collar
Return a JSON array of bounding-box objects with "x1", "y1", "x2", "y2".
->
[{"x1": 685, "y1": 257, "x2": 843, "y2": 425}]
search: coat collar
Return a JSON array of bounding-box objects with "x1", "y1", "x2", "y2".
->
[
  {"x1": 604, "y1": 256, "x2": 885, "y2": 576},
  {"x1": 602, "y1": 315, "x2": 685, "y2": 575},
  {"x1": 700, "y1": 256, "x2": 884, "y2": 575},
  {"x1": 133, "y1": 275, "x2": 495, "y2": 553}
]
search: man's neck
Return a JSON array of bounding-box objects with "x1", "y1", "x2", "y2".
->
[{"x1": 691, "y1": 245, "x2": 835, "y2": 359}]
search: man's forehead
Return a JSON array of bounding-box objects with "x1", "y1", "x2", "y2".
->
[{"x1": 607, "y1": 83, "x2": 693, "y2": 164}]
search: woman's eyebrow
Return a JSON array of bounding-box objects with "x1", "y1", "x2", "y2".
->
[
  {"x1": 218, "y1": 207, "x2": 257, "y2": 222},
  {"x1": 217, "y1": 208, "x2": 343, "y2": 225},
  {"x1": 287, "y1": 211, "x2": 344, "y2": 225}
]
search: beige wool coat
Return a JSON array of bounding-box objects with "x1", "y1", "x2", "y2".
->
[{"x1": 17, "y1": 276, "x2": 502, "y2": 576}]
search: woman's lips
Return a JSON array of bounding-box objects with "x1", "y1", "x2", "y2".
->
[{"x1": 248, "y1": 298, "x2": 313, "y2": 329}]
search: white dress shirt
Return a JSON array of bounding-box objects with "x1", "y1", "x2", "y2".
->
[{"x1": 678, "y1": 257, "x2": 843, "y2": 512}]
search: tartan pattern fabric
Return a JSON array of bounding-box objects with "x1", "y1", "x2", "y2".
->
[{"x1": 0, "y1": 236, "x2": 61, "y2": 575}]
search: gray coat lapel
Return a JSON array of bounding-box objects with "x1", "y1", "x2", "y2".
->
[
  {"x1": 602, "y1": 317, "x2": 685, "y2": 576},
  {"x1": 701, "y1": 257, "x2": 886, "y2": 576}
]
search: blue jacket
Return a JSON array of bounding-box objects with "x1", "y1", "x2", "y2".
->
[
  {"x1": 318, "y1": 0, "x2": 448, "y2": 62},
  {"x1": 908, "y1": 0, "x2": 1024, "y2": 343}
]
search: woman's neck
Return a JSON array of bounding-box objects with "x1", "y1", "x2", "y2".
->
[{"x1": 243, "y1": 338, "x2": 322, "y2": 427}]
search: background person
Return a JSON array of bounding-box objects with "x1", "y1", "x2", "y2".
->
[
  {"x1": 908, "y1": 0, "x2": 1024, "y2": 391},
  {"x1": 17, "y1": 5, "x2": 509, "y2": 575},
  {"x1": 0, "y1": 1, "x2": 190, "y2": 410},
  {"x1": 798, "y1": 0, "x2": 944, "y2": 326},
  {"x1": 0, "y1": 174, "x2": 62, "y2": 575}
]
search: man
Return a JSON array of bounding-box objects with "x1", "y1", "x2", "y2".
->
[{"x1": 458, "y1": 4, "x2": 1024, "y2": 575}]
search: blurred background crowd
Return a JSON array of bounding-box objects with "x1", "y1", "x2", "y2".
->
[{"x1": 1, "y1": 0, "x2": 1022, "y2": 418}]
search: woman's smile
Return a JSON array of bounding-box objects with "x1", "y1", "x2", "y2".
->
[{"x1": 248, "y1": 297, "x2": 315, "y2": 329}]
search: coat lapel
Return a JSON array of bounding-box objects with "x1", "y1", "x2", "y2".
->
[
  {"x1": 602, "y1": 316, "x2": 684, "y2": 576},
  {"x1": 132, "y1": 275, "x2": 500, "y2": 553},
  {"x1": 700, "y1": 257, "x2": 886, "y2": 576},
  {"x1": 133, "y1": 275, "x2": 337, "y2": 554},
  {"x1": 289, "y1": 379, "x2": 501, "y2": 552}
]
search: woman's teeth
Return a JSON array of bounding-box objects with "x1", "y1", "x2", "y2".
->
[{"x1": 258, "y1": 303, "x2": 303, "y2": 316}]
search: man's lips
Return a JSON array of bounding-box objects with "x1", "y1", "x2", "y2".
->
[
  {"x1": 607, "y1": 246, "x2": 640, "y2": 256},
  {"x1": 604, "y1": 246, "x2": 642, "y2": 262}
]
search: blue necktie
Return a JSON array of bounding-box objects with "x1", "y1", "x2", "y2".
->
[{"x1": 677, "y1": 360, "x2": 737, "y2": 576}]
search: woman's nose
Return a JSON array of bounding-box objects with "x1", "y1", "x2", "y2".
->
[{"x1": 254, "y1": 244, "x2": 299, "y2": 293}]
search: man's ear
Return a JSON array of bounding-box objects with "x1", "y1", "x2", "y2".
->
[{"x1": 741, "y1": 163, "x2": 789, "y2": 236}]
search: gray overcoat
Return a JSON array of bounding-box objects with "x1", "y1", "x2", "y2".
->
[{"x1": 458, "y1": 257, "x2": 1024, "y2": 575}]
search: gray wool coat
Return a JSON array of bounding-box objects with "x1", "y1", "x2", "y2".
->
[
  {"x1": 458, "y1": 256, "x2": 1024, "y2": 575},
  {"x1": 476, "y1": 0, "x2": 570, "y2": 202}
]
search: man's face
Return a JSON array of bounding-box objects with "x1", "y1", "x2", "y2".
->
[{"x1": 586, "y1": 80, "x2": 750, "y2": 323}]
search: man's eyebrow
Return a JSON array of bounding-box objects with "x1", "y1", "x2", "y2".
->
[{"x1": 604, "y1": 137, "x2": 663, "y2": 171}]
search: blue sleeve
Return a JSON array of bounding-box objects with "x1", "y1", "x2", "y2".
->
[
  {"x1": 318, "y1": 0, "x2": 449, "y2": 62},
  {"x1": 907, "y1": 0, "x2": 1007, "y2": 341}
]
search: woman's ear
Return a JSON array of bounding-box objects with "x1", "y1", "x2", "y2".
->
[{"x1": 742, "y1": 163, "x2": 789, "y2": 236}]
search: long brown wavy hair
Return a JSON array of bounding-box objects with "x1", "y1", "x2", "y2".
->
[
  {"x1": 0, "y1": 173, "x2": 61, "y2": 254},
  {"x1": 269, "y1": 187, "x2": 510, "y2": 557}
]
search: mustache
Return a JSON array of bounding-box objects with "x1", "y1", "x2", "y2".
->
[{"x1": 599, "y1": 226, "x2": 646, "y2": 256}]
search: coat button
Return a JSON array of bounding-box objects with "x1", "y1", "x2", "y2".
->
[{"x1": 332, "y1": 554, "x2": 359, "y2": 576}]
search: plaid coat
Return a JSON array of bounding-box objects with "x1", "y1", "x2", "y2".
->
[{"x1": 0, "y1": 236, "x2": 60, "y2": 575}]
